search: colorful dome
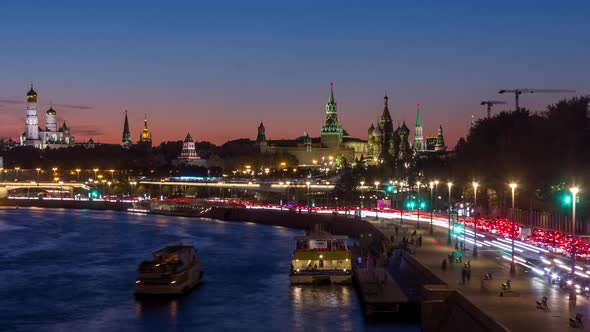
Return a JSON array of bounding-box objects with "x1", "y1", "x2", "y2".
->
[
  {"x1": 26, "y1": 84, "x2": 37, "y2": 102},
  {"x1": 46, "y1": 106, "x2": 56, "y2": 115}
]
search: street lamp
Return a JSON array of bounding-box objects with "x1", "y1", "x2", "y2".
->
[
  {"x1": 374, "y1": 181, "x2": 380, "y2": 205},
  {"x1": 306, "y1": 181, "x2": 311, "y2": 207},
  {"x1": 93, "y1": 168, "x2": 99, "y2": 180},
  {"x1": 76, "y1": 169, "x2": 81, "y2": 182},
  {"x1": 570, "y1": 186, "x2": 579, "y2": 275},
  {"x1": 286, "y1": 181, "x2": 291, "y2": 206},
  {"x1": 416, "y1": 181, "x2": 421, "y2": 229},
  {"x1": 14, "y1": 167, "x2": 20, "y2": 182},
  {"x1": 374, "y1": 181, "x2": 380, "y2": 220},
  {"x1": 447, "y1": 182, "x2": 453, "y2": 245},
  {"x1": 59, "y1": 181, "x2": 64, "y2": 199},
  {"x1": 360, "y1": 181, "x2": 365, "y2": 208},
  {"x1": 36, "y1": 168, "x2": 41, "y2": 182},
  {"x1": 109, "y1": 169, "x2": 115, "y2": 181},
  {"x1": 472, "y1": 181, "x2": 479, "y2": 257},
  {"x1": 429, "y1": 181, "x2": 434, "y2": 235},
  {"x1": 434, "y1": 180, "x2": 439, "y2": 212},
  {"x1": 325, "y1": 181, "x2": 330, "y2": 207},
  {"x1": 509, "y1": 182, "x2": 518, "y2": 274}
]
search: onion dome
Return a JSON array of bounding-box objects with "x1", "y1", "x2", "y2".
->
[
  {"x1": 26, "y1": 84, "x2": 37, "y2": 102},
  {"x1": 399, "y1": 121, "x2": 410, "y2": 135},
  {"x1": 46, "y1": 106, "x2": 56, "y2": 115},
  {"x1": 368, "y1": 123, "x2": 375, "y2": 135},
  {"x1": 373, "y1": 126, "x2": 383, "y2": 137}
]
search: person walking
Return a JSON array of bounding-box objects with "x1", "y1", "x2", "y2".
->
[
  {"x1": 461, "y1": 266, "x2": 467, "y2": 284},
  {"x1": 442, "y1": 258, "x2": 447, "y2": 272}
]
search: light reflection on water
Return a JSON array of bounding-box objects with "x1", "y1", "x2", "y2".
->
[{"x1": 0, "y1": 208, "x2": 417, "y2": 332}]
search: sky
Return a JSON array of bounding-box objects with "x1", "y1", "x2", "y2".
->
[{"x1": 0, "y1": 0, "x2": 588, "y2": 147}]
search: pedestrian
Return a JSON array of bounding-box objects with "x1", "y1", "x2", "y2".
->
[
  {"x1": 467, "y1": 266, "x2": 472, "y2": 282},
  {"x1": 467, "y1": 259, "x2": 471, "y2": 268},
  {"x1": 461, "y1": 267, "x2": 467, "y2": 284},
  {"x1": 418, "y1": 235, "x2": 423, "y2": 247},
  {"x1": 357, "y1": 256, "x2": 362, "y2": 267},
  {"x1": 442, "y1": 258, "x2": 447, "y2": 271},
  {"x1": 455, "y1": 241, "x2": 459, "y2": 250}
]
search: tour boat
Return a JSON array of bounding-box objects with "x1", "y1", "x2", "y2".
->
[
  {"x1": 135, "y1": 245, "x2": 203, "y2": 296},
  {"x1": 290, "y1": 230, "x2": 353, "y2": 284}
]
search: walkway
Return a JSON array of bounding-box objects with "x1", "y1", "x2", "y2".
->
[{"x1": 372, "y1": 218, "x2": 590, "y2": 331}]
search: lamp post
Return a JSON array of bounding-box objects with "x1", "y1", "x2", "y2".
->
[
  {"x1": 434, "y1": 180, "x2": 439, "y2": 211},
  {"x1": 509, "y1": 183, "x2": 518, "y2": 274},
  {"x1": 76, "y1": 169, "x2": 81, "y2": 182},
  {"x1": 374, "y1": 181, "x2": 380, "y2": 220},
  {"x1": 93, "y1": 168, "x2": 99, "y2": 180},
  {"x1": 472, "y1": 182, "x2": 479, "y2": 257},
  {"x1": 570, "y1": 186, "x2": 579, "y2": 275},
  {"x1": 286, "y1": 181, "x2": 291, "y2": 206},
  {"x1": 429, "y1": 181, "x2": 434, "y2": 235},
  {"x1": 109, "y1": 169, "x2": 115, "y2": 181},
  {"x1": 306, "y1": 181, "x2": 311, "y2": 207},
  {"x1": 360, "y1": 181, "x2": 365, "y2": 208},
  {"x1": 325, "y1": 181, "x2": 330, "y2": 207},
  {"x1": 447, "y1": 182, "x2": 453, "y2": 245},
  {"x1": 416, "y1": 181, "x2": 421, "y2": 229},
  {"x1": 59, "y1": 181, "x2": 64, "y2": 199},
  {"x1": 14, "y1": 167, "x2": 20, "y2": 182},
  {"x1": 36, "y1": 168, "x2": 41, "y2": 182}
]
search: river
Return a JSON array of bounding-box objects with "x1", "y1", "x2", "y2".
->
[{"x1": 0, "y1": 208, "x2": 418, "y2": 332}]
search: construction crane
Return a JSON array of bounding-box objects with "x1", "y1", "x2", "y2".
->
[
  {"x1": 498, "y1": 89, "x2": 575, "y2": 111},
  {"x1": 480, "y1": 101, "x2": 507, "y2": 118}
]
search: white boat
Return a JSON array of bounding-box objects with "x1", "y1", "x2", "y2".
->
[
  {"x1": 290, "y1": 230, "x2": 353, "y2": 284},
  {"x1": 135, "y1": 245, "x2": 203, "y2": 295}
]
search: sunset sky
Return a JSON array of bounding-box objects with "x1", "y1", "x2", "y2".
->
[{"x1": 0, "y1": 0, "x2": 588, "y2": 147}]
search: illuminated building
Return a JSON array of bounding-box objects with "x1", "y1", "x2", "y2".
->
[
  {"x1": 414, "y1": 104, "x2": 424, "y2": 151},
  {"x1": 256, "y1": 83, "x2": 369, "y2": 165},
  {"x1": 173, "y1": 133, "x2": 207, "y2": 167},
  {"x1": 20, "y1": 84, "x2": 75, "y2": 149},
  {"x1": 139, "y1": 113, "x2": 152, "y2": 146}
]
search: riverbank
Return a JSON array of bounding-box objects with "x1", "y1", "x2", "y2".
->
[{"x1": 0, "y1": 199, "x2": 385, "y2": 244}]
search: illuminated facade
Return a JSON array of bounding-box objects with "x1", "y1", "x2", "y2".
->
[
  {"x1": 256, "y1": 84, "x2": 369, "y2": 165},
  {"x1": 139, "y1": 114, "x2": 152, "y2": 146},
  {"x1": 20, "y1": 84, "x2": 75, "y2": 149},
  {"x1": 173, "y1": 133, "x2": 207, "y2": 167}
]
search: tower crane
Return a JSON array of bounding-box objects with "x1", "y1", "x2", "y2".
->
[
  {"x1": 498, "y1": 89, "x2": 575, "y2": 111},
  {"x1": 480, "y1": 101, "x2": 507, "y2": 118}
]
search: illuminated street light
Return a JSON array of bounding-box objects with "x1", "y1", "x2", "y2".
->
[
  {"x1": 109, "y1": 169, "x2": 115, "y2": 181},
  {"x1": 472, "y1": 181, "x2": 479, "y2": 257},
  {"x1": 36, "y1": 168, "x2": 41, "y2": 183},
  {"x1": 76, "y1": 168, "x2": 81, "y2": 182},
  {"x1": 93, "y1": 168, "x2": 99, "y2": 179},
  {"x1": 429, "y1": 181, "x2": 434, "y2": 235},
  {"x1": 509, "y1": 182, "x2": 518, "y2": 274},
  {"x1": 14, "y1": 167, "x2": 20, "y2": 182},
  {"x1": 570, "y1": 186, "x2": 580, "y2": 277},
  {"x1": 306, "y1": 181, "x2": 311, "y2": 207},
  {"x1": 360, "y1": 181, "x2": 365, "y2": 208},
  {"x1": 447, "y1": 182, "x2": 453, "y2": 245},
  {"x1": 416, "y1": 181, "x2": 421, "y2": 229}
]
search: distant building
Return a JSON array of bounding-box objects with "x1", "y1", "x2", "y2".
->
[
  {"x1": 139, "y1": 114, "x2": 152, "y2": 146},
  {"x1": 256, "y1": 83, "x2": 369, "y2": 165},
  {"x1": 413, "y1": 104, "x2": 424, "y2": 151},
  {"x1": 425, "y1": 136, "x2": 437, "y2": 151},
  {"x1": 366, "y1": 96, "x2": 412, "y2": 163},
  {"x1": 121, "y1": 109, "x2": 133, "y2": 148},
  {"x1": 173, "y1": 133, "x2": 207, "y2": 167},
  {"x1": 435, "y1": 125, "x2": 446, "y2": 152},
  {"x1": 20, "y1": 84, "x2": 75, "y2": 149}
]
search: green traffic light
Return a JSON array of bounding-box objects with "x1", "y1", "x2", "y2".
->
[
  {"x1": 564, "y1": 194, "x2": 572, "y2": 205},
  {"x1": 386, "y1": 185, "x2": 393, "y2": 193}
]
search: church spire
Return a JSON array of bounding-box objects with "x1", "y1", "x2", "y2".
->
[
  {"x1": 328, "y1": 81, "x2": 335, "y2": 104},
  {"x1": 121, "y1": 109, "x2": 132, "y2": 148},
  {"x1": 413, "y1": 104, "x2": 424, "y2": 151}
]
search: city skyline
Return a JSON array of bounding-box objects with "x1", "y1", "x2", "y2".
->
[{"x1": 0, "y1": 0, "x2": 589, "y2": 146}]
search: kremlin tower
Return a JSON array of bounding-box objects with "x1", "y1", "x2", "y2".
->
[{"x1": 121, "y1": 110, "x2": 133, "y2": 148}]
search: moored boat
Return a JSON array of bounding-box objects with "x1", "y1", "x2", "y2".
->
[
  {"x1": 290, "y1": 230, "x2": 353, "y2": 284},
  {"x1": 135, "y1": 244, "x2": 203, "y2": 296}
]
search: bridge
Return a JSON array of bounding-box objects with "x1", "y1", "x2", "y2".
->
[
  {"x1": 0, "y1": 181, "x2": 91, "y2": 199},
  {"x1": 138, "y1": 180, "x2": 337, "y2": 193}
]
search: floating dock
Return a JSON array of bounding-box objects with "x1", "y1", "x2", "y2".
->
[{"x1": 353, "y1": 265, "x2": 412, "y2": 318}]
